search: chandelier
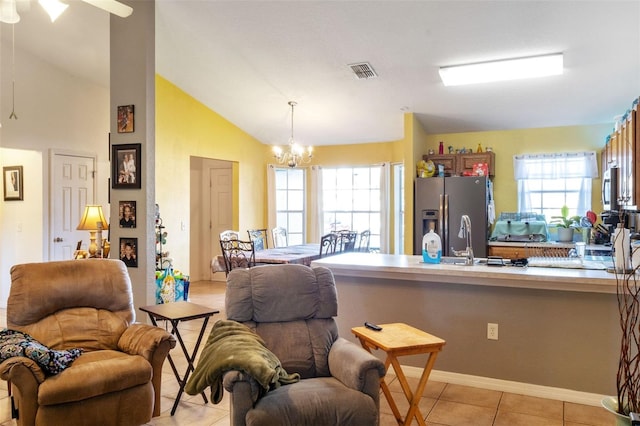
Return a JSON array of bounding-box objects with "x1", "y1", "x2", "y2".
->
[{"x1": 272, "y1": 101, "x2": 313, "y2": 168}]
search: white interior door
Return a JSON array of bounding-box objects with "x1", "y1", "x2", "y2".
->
[
  {"x1": 190, "y1": 157, "x2": 233, "y2": 281},
  {"x1": 209, "y1": 166, "x2": 233, "y2": 280},
  {"x1": 51, "y1": 153, "x2": 96, "y2": 260}
]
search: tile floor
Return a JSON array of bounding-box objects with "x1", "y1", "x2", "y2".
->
[{"x1": 0, "y1": 280, "x2": 623, "y2": 425}]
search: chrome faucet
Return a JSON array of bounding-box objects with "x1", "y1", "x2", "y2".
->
[{"x1": 451, "y1": 215, "x2": 474, "y2": 265}]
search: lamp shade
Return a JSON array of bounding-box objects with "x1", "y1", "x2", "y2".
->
[{"x1": 77, "y1": 205, "x2": 108, "y2": 231}]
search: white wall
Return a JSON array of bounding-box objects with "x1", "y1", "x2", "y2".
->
[
  {"x1": 0, "y1": 148, "x2": 43, "y2": 305},
  {"x1": 0, "y1": 33, "x2": 109, "y2": 307}
]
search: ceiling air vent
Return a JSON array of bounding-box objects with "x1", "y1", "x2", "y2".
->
[{"x1": 349, "y1": 62, "x2": 378, "y2": 80}]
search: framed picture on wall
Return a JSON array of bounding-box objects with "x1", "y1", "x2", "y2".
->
[
  {"x1": 111, "y1": 144, "x2": 141, "y2": 189},
  {"x1": 3, "y1": 165, "x2": 23, "y2": 201},
  {"x1": 119, "y1": 237, "x2": 138, "y2": 268},
  {"x1": 117, "y1": 105, "x2": 134, "y2": 133},
  {"x1": 119, "y1": 201, "x2": 136, "y2": 228}
]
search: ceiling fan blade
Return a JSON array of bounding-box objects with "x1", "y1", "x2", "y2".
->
[{"x1": 81, "y1": 0, "x2": 132, "y2": 18}]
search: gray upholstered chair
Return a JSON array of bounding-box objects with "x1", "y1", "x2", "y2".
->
[{"x1": 223, "y1": 264, "x2": 386, "y2": 426}]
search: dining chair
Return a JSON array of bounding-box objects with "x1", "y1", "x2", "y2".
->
[
  {"x1": 336, "y1": 230, "x2": 358, "y2": 253},
  {"x1": 319, "y1": 233, "x2": 338, "y2": 258},
  {"x1": 357, "y1": 230, "x2": 371, "y2": 252},
  {"x1": 220, "y1": 230, "x2": 240, "y2": 241},
  {"x1": 272, "y1": 227, "x2": 288, "y2": 248},
  {"x1": 219, "y1": 239, "x2": 256, "y2": 276},
  {"x1": 247, "y1": 229, "x2": 269, "y2": 250}
]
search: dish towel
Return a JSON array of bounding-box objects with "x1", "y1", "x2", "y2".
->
[{"x1": 487, "y1": 180, "x2": 496, "y2": 225}]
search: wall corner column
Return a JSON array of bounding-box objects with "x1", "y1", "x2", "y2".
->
[{"x1": 110, "y1": 0, "x2": 156, "y2": 309}]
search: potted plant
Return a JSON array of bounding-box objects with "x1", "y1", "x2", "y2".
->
[{"x1": 550, "y1": 205, "x2": 582, "y2": 242}]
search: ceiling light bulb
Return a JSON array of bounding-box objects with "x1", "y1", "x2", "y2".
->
[
  {"x1": 439, "y1": 53, "x2": 563, "y2": 86},
  {"x1": 39, "y1": 0, "x2": 69, "y2": 22},
  {"x1": 0, "y1": 0, "x2": 20, "y2": 24}
]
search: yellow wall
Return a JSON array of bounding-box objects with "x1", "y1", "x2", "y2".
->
[
  {"x1": 157, "y1": 74, "x2": 613, "y2": 265},
  {"x1": 311, "y1": 141, "x2": 399, "y2": 165},
  {"x1": 422, "y1": 123, "x2": 612, "y2": 218},
  {"x1": 156, "y1": 75, "x2": 269, "y2": 270}
]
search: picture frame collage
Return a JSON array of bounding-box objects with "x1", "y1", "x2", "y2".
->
[{"x1": 113, "y1": 105, "x2": 139, "y2": 267}]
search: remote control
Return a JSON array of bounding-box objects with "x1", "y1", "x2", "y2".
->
[{"x1": 364, "y1": 322, "x2": 382, "y2": 331}]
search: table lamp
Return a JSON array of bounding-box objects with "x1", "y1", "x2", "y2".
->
[{"x1": 77, "y1": 205, "x2": 108, "y2": 258}]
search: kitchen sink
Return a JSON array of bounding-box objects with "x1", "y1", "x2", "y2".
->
[{"x1": 439, "y1": 256, "x2": 487, "y2": 265}]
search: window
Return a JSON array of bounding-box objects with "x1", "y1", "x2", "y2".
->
[
  {"x1": 321, "y1": 166, "x2": 382, "y2": 251},
  {"x1": 514, "y1": 152, "x2": 598, "y2": 220},
  {"x1": 274, "y1": 167, "x2": 306, "y2": 245}
]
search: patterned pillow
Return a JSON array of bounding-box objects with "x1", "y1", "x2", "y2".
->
[{"x1": 0, "y1": 329, "x2": 83, "y2": 375}]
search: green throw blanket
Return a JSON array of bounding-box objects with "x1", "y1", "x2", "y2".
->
[{"x1": 185, "y1": 319, "x2": 300, "y2": 404}]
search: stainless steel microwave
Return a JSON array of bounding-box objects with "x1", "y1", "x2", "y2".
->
[{"x1": 602, "y1": 166, "x2": 619, "y2": 211}]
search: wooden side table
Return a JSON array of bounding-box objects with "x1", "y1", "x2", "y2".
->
[
  {"x1": 352, "y1": 322, "x2": 446, "y2": 426},
  {"x1": 140, "y1": 301, "x2": 220, "y2": 415}
]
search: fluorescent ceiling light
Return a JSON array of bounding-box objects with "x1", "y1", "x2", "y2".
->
[
  {"x1": 439, "y1": 53, "x2": 563, "y2": 86},
  {"x1": 39, "y1": 0, "x2": 69, "y2": 22}
]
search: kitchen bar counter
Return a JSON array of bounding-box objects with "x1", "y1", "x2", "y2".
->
[
  {"x1": 311, "y1": 253, "x2": 621, "y2": 398},
  {"x1": 312, "y1": 252, "x2": 618, "y2": 293}
]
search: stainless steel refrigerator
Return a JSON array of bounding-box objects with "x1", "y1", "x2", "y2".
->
[{"x1": 414, "y1": 176, "x2": 488, "y2": 257}]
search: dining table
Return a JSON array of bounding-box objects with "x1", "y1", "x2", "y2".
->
[
  {"x1": 254, "y1": 243, "x2": 321, "y2": 266},
  {"x1": 211, "y1": 243, "x2": 321, "y2": 273}
]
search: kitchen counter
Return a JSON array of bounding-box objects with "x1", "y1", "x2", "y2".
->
[
  {"x1": 311, "y1": 252, "x2": 621, "y2": 398},
  {"x1": 312, "y1": 252, "x2": 618, "y2": 293}
]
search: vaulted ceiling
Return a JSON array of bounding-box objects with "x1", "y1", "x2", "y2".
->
[{"x1": 7, "y1": 0, "x2": 640, "y2": 146}]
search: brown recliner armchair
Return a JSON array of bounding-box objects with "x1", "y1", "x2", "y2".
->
[
  {"x1": 223, "y1": 264, "x2": 386, "y2": 426},
  {"x1": 0, "y1": 259, "x2": 176, "y2": 426}
]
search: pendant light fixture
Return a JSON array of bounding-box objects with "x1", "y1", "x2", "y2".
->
[
  {"x1": 0, "y1": 0, "x2": 20, "y2": 24},
  {"x1": 39, "y1": 0, "x2": 69, "y2": 22},
  {"x1": 272, "y1": 101, "x2": 313, "y2": 168},
  {"x1": 9, "y1": 23, "x2": 17, "y2": 120}
]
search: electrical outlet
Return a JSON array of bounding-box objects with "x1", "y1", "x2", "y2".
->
[{"x1": 487, "y1": 323, "x2": 498, "y2": 340}]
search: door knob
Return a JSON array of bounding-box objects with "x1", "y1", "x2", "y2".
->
[{"x1": 54, "y1": 237, "x2": 63, "y2": 242}]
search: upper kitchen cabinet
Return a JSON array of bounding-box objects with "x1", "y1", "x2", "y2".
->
[
  {"x1": 422, "y1": 154, "x2": 457, "y2": 176},
  {"x1": 602, "y1": 97, "x2": 639, "y2": 209},
  {"x1": 423, "y1": 151, "x2": 495, "y2": 177},
  {"x1": 458, "y1": 152, "x2": 495, "y2": 177}
]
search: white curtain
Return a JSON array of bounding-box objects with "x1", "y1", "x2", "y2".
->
[
  {"x1": 266, "y1": 164, "x2": 277, "y2": 233},
  {"x1": 514, "y1": 152, "x2": 597, "y2": 214},
  {"x1": 513, "y1": 151, "x2": 598, "y2": 179},
  {"x1": 379, "y1": 162, "x2": 390, "y2": 253},
  {"x1": 309, "y1": 165, "x2": 322, "y2": 243}
]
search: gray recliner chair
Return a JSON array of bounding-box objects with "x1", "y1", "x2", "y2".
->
[{"x1": 223, "y1": 264, "x2": 386, "y2": 426}]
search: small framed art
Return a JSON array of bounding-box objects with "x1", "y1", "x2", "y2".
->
[
  {"x1": 117, "y1": 105, "x2": 134, "y2": 133},
  {"x1": 3, "y1": 165, "x2": 23, "y2": 201},
  {"x1": 119, "y1": 237, "x2": 138, "y2": 268},
  {"x1": 112, "y1": 143, "x2": 141, "y2": 189},
  {"x1": 119, "y1": 201, "x2": 136, "y2": 228}
]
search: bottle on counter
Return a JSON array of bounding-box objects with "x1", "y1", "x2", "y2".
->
[
  {"x1": 438, "y1": 141, "x2": 444, "y2": 155},
  {"x1": 422, "y1": 226, "x2": 442, "y2": 264}
]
